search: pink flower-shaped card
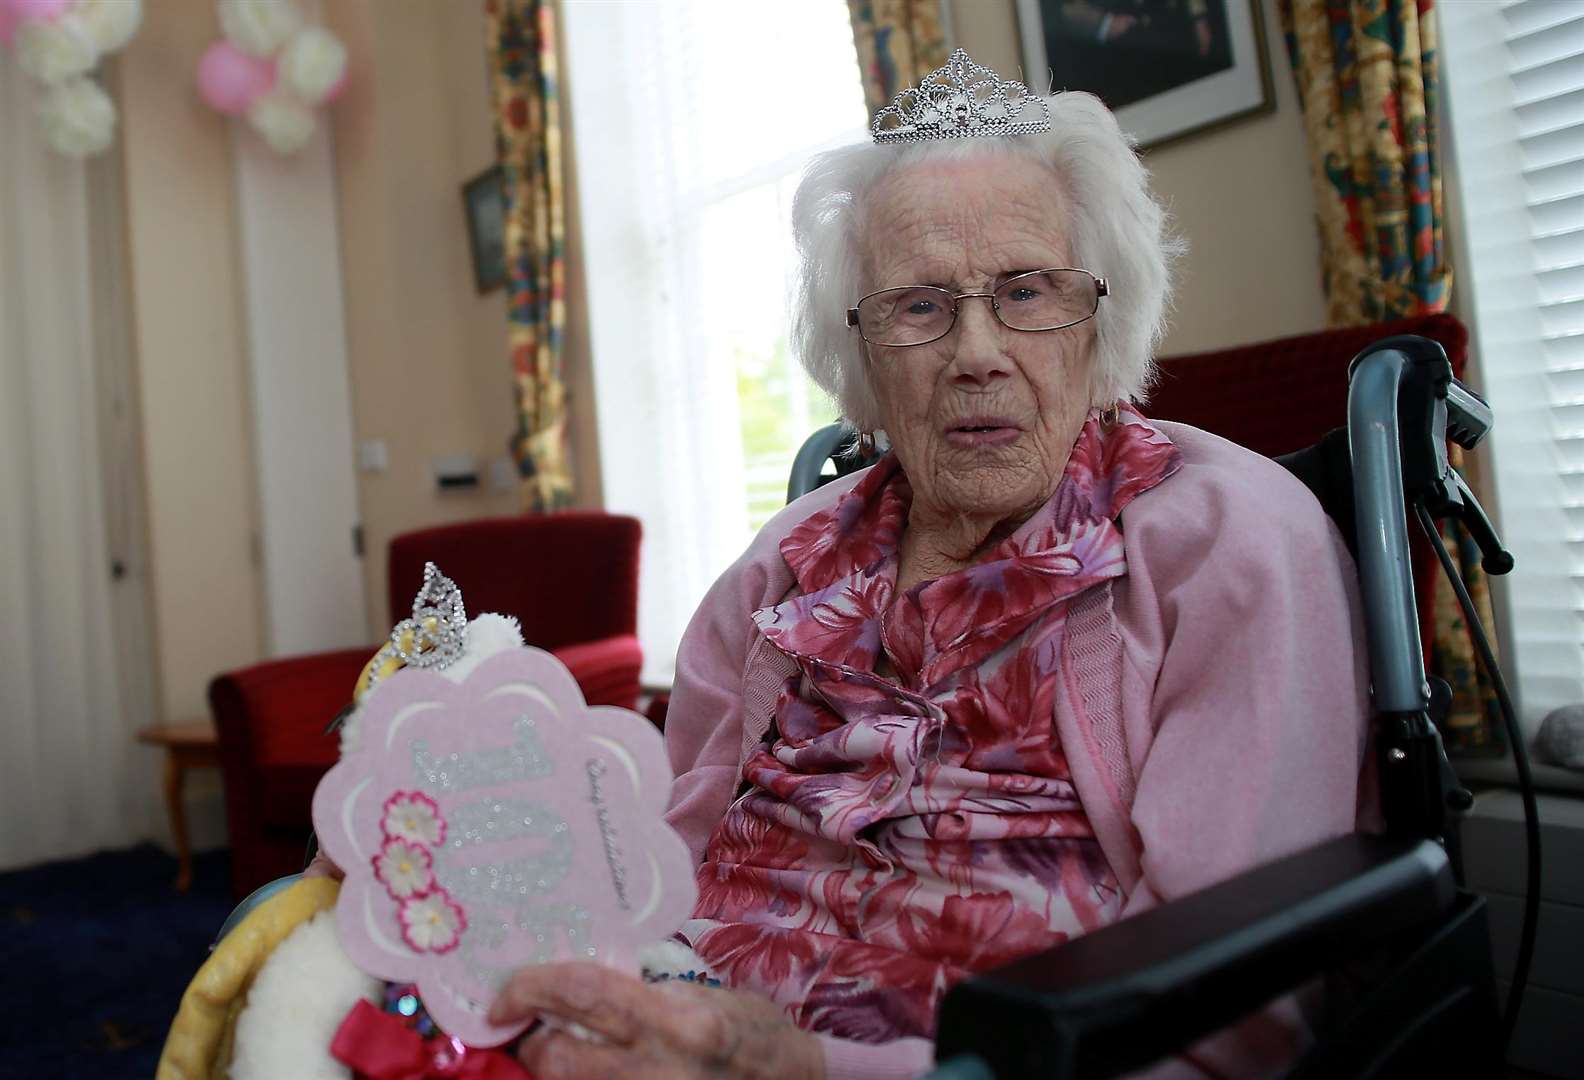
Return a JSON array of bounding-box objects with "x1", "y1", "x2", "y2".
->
[{"x1": 312, "y1": 647, "x2": 698, "y2": 1047}]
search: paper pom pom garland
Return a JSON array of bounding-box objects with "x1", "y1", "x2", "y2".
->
[
  {"x1": 197, "y1": 0, "x2": 347, "y2": 156},
  {"x1": 197, "y1": 40, "x2": 276, "y2": 116},
  {"x1": 217, "y1": 0, "x2": 301, "y2": 59},
  {"x1": 277, "y1": 24, "x2": 345, "y2": 105},
  {"x1": 75, "y1": 0, "x2": 141, "y2": 52},
  {"x1": 9, "y1": 0, "x2": 72, "y2": 22},
  {"x1": 37, "y1": 73, "x2": 114, "y2": 156},
  {"x1": 2, "y1": 0, "x2": 141, "y2": 157},
  {"x1": 14, "y1": 10, "x2": 97, "y2": 84}
]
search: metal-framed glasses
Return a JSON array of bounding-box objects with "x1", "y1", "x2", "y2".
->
[{"x1": 846, "y1": 268, "x2": 1108, "y2": 348}]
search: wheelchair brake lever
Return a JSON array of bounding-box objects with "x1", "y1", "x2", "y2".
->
[{"x1": 1445, "y1": 469, "x2": 1515, "y2": 576}]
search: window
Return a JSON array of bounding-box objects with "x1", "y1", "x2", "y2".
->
[
  {"x1": 1441, "y1": 0, "x2": 1584, "y2": 735},
  {"x1": 563, "y1": 0, "x2": 867, "y2": 681}
]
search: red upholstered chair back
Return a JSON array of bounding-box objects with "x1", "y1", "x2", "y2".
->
[
  {"x1": 1142, "y1": 313, "x2": 1469, "y2": 664},
  {"x1": 387, "y1": 513, "x2": 641, "y2": 651},
  {"x1": 1144, "y1": 313, "x2": 1468, "y2": 455}
]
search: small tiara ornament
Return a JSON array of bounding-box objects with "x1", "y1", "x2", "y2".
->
[
  {"x1": 871, "y1": 48, "x2": 1050, "y2": 145},
  {"x1": 354, "y1": 561, "x2": 469, "y2": 705},
  {"x1": 391, "y1": 561, "x2": 468, "y2": 670}
]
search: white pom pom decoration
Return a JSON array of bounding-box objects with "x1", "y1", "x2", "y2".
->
[
  {"x1": 15, "y1": 12, "x2": 100, "y2": 86},
  {"x1": 218, "y1": 0, "x2": 303, "y2": 59},
  {"x1": 247, "y1": 90, "x2": 316, "y2": 155},
  {"x1": 37, "y1": 76, "x2": 117, "y2": 158},
  {"x1": 76, "y1": 0, "x2": 144, "y2": 54},
  {"x1": 278, "y1": 25, "x2": 346, "y2": 105}
]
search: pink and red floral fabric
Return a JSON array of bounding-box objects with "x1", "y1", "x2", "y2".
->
[{"x1": 677, "y1": 405, "x2": 1182, "y2": 1042}]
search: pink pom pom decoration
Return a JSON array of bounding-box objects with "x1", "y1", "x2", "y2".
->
[
  {"x1": 197, "y1": 41, "x2": 275, "y2": 116},
  {"x1": 321, "y1": 66, "x2": 348, "y2": 105},
  {"x1": 7, "y1": 0, "x2": 72, "y2": 21},
  {"x1": 0, "y1": 6, "x2": 17, "y2": 49}
]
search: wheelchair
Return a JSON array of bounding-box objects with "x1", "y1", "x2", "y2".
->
[
  {"x1": 801, "y1": 336, "x2": 1528, "y2": 1079},
  {"x1": 220, "y1": 335, "x2": 1536, "y2": 1078}
]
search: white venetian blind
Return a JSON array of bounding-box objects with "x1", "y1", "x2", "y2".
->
[
  {"x1": 1442, "y1": 0, "x2": 1584, "y2": 736},
  {"x1": 561, "y1": 0, "x2": 867, "y2": 682}
]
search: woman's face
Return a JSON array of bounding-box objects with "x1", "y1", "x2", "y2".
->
[{"x1": 859, "y1": 154, "x2": 1096, "y2": 526}]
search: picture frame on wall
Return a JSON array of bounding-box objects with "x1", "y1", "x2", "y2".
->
[
  {"x1": 1009, "y1": 0, "x2": 1274, "y2": 150},
  {"x1": 462, "y1": 164, "x2": 507, "y2": 294}
]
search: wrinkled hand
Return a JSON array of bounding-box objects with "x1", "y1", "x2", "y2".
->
[{"x1": 490, "y1": 962, "x2": 825, "y2": 1080}]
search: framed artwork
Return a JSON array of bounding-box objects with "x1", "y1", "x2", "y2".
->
[
  {"x1": 1009, "y1": 0, "x2": 1274, "y2": 150},
  {"x1": 462, "y1": 164, "x2": 507, "y2": 294}
]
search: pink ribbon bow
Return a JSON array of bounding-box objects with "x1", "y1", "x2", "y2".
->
[{"x1": 331, "y1": 999, "x2": 532, "y2": 1080}]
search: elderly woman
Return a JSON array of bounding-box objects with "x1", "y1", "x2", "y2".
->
[{"x1": 491, "y1": 52, "x2": 1370, "y2": 1079}]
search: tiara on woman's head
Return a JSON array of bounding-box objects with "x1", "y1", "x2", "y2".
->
[{"x1": 871, "y1": 48, "x2": 1051, "y2": 145}]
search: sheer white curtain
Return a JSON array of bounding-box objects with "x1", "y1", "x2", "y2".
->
[
  {"x1": 0, "y1": 58, "x2": 160, "y2": 870},
  {"x1": 563, "y1": 0, "x2": 866, "y2": 682}
]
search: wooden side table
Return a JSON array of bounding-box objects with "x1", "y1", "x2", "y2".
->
[{"x1": 137, "y1": 721, "x2": 221, "y2": 892}]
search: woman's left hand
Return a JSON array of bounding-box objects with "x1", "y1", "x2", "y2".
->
[{"x1": 490, "y1": 962, "x2": 824, "y2": 1080}]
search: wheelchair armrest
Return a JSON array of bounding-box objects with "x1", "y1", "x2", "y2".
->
[{"x1": 934, "y1": 833, "x2": 1456, "y2": 1079}]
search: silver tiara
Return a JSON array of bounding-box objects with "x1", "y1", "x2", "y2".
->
[
  {"x1": 871, "y1": 48, "x2": 1050, "y2": 144},
  {"x1": 387, "y1": 561, "x2": 468, "y2": 676}
]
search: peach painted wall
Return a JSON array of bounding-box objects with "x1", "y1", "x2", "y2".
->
[{"x1": 950, "y1": 0, "x2": 1327, "y2": 356}]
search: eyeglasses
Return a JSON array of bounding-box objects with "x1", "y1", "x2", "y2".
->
[{"x1": 846, "y1": 268, "x2": 1108, "y2": 348}]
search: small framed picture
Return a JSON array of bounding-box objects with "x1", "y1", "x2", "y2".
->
[
  {"x1": 462, "y1": 165, "x2": 507, "y2": 294},
  {"x1": 1009, "y1": 0, "x2": 1274, "y2": 150}
]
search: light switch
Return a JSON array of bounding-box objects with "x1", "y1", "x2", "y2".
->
[{"x1": 358, "y1": 439, "x2": 388, "y2": 472}]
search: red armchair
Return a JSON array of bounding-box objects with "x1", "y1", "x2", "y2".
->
[{"x1": 210, "y1": 512, "x2": 643, "y2": 898}]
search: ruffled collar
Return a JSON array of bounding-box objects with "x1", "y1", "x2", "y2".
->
[{"x1": 755, "y1": 406, "x2": 1181, "y2": 685}]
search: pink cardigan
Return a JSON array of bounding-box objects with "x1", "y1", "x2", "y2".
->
[{"x1": 662, "y1": 422, "x2": 1373, "y2": 1079}]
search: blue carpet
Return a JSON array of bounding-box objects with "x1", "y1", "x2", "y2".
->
[{"x1": 0, "y1": 844, "x2": 232, "y2": 1078}]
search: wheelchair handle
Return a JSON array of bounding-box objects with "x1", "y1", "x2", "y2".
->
[
  {"x1": 1348, "y1": 343, "x2": 1431, "y2": 715},
  {"x1": 1347, "y1": 335, "x2": 1512, "y2": 713}
]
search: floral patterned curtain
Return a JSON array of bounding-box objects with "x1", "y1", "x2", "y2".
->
[
  {"x1": 847, "y1": 0, "x2": 949, "y2": 115},
  {"x1": 486, "y1": 0, "x2": 572, "y2": 511},
  {"x1": 1279, "y1": 0, "x2": 1501, "y2": 753}
]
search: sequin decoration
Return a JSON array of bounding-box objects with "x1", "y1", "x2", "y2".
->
[
  {"x1": 453, "y1": 902, "x2": 593, "y2": 991},
  {"x1": 412, "y1": 715, "x2": 553, "y2": 794},
  {"x1": 433, "y1": 798, "x2": 574, "y2": 913}
]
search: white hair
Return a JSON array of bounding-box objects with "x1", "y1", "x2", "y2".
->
[{"x1": 791, "y1": 92, "x2": 1182, "y2": 433}]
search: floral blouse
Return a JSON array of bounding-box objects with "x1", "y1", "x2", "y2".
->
[{"x1": 676, "y1": 406, "x2": 1183, "y2": 1043}]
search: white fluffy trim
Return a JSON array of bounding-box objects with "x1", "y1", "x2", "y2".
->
[
  {"x1": 442, "y1": 613, "x2": 525, "y2": 685},
  {"x1": 339, "y1": 613, "x2": 524, "y2": 753},
  {"x1": 638, "y1": 939, "x2": 717, "y2": 982},
  {"x1": 230, "y1": 911, "x2": 380, "y2": 1080}
]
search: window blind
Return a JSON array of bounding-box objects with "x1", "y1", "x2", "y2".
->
[{"x1": 1442, "y1": 0, "x2": 1584, "y2": 734}]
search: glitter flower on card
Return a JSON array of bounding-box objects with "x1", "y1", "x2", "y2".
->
[
  {"x1": 381, "y1": 791, "x2": 445, "y2": 847},
  {"x1": 372, "y1": 838, "x2": 434, "y2": 899},
  {"x1": 398, "y1": 888, "x2": 467, "y2": 954}
]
